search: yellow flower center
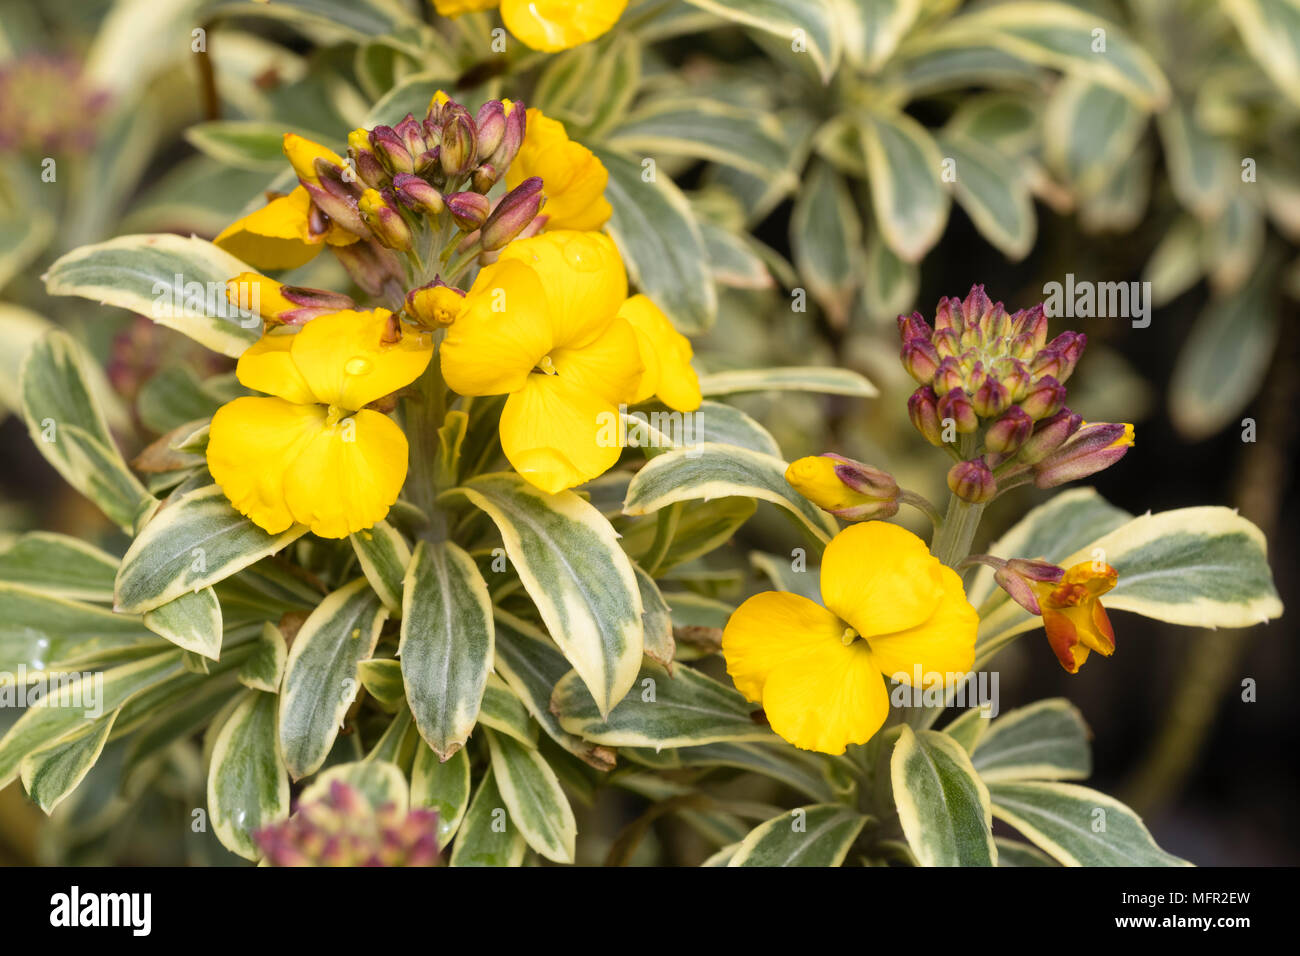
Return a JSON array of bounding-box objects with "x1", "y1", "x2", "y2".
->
[
  {"x1": 536, "y1": 354, "x2": 558, "y2": 376},
  {"x1": 840, "y1": 626, "x2": 858, "y2": 646},
  {"x1": 325, "y1": 404, "x2": 348, "y2": 426}
]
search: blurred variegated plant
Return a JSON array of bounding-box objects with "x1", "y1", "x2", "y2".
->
[{"x1": 0, "y1": 0, "x2": 1287, "y2": 868}]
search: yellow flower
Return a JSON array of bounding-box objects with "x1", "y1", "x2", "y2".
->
[
  {"x1": 440, "y1": 231, "x2": 642, "y2": 494},
  {"x1": 214, "y1": 135, "x2": 358, "y2": 271},
  {"x1": 620, "y1": 294, "x2": 700, "y2": 412},
  {"x1": 785, "y1": 454, "x2": 899, "y2": 520},
  {"x1": 207, "y1": 310, "x2": 432, "y2": 538},
  {"x1": 722, "y1": 522, "x2": 978, "y2": 754},
  {"x1": 506, "y1": 108, "x2": 612, "y2": 232},
  {"x1": 433, "y1": 0, "x2": 627, "y2": 51},
  {"x1": 405, "y1": 283, "x2": 467, "y2": 329},
  {"x1": 1032, "y1": 561, "x2": 1118, "y2": 674}
]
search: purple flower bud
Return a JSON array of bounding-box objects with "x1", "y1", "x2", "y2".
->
[
  {"x1": 972, "y1": 377, "x2": 1010, "y2": 418},
  {"x1": 440, "y1": 108, "x2": 478, "y2": 178},
  {"x1": 986, "y1": 406, "x2": 1033, "y2": 456},
  {"x1": 486, "y1": 100, "x2": 526, "y2": 170},
  {"x1": 1019, "y1": 408, "x2": 1083, "y2": 464},
  {"x1": 827, "y1": 453, "x2": 900, "y2": 500},
  {"x1": 948, "y1": 458, "x2": 996, "y2": 503},
  {"x1": 394, "y1": 114, "x2": 427, "y2": 160},
  {"x1": 481, "y1": 176, "x2": 545, "y2": 251},
  {"x1": 1033, "y1": 422, "x2": 1134, "y2": 488},
  {"x1": 471, "y1": 163, "x2": 501, "y2": 193},
  {"x1": 994, "y1": 559, "x2": 1064, "y2": 615},
  {"x1": 897, "y1": 311, "x2": 933, "y2": 344},
  {"x1": 1011, "y1": 304, "x2": 1048, "y2": 349},
  {"x1": 937, "y1": 387, "x2": 979, "y2": 433},
  {"x1": 445, "y1": 191, "x2": 491, "y2": 231},
  {"x1": 908, "y1": 386, "x2": 944, "y2": 446},
  {"x1": 932, "y1": 357, "x2": 963, "y2": 395},
  {"x1": 933, "y1": 328, "x2": 960, "y2": 359},
  {"x1": 933, "y1": 296, "x2": 958, "y2": 332},
  {"x1": 961, "y1": 285, "x2": 992, "y2": 329},
  {"x1": 278, "y1": 285, "x2": 357, "y2": 325},
  {"x1": 358, "y1": 188, "x2": 411, "y2": 250},
  {"x1": 475, "y1": 100, "x2": 507, "y2": 158},
  {"x1": 901, "y1": 338, "x2": 941, "y2": 384},
  {"x1": 369, "y1": 125, "x2": 414, "y2": 175},
  {"x1": 391, "y1": 173, "x2": 444, "y2": 215},
  {"x1": 1020, "y1": 375, "x2": 1066, "y2": 420}
]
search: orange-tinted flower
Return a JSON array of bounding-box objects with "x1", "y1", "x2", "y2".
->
[{"x1": 1032, "y1": 561, "x2": 1118, "y2": 673}]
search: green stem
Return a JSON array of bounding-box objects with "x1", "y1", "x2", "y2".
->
[
  {"x1": 405, "y1": 339, "x2": 448, "y2": 540},
  {"x1": 930, "y1": 494, "x2": 985, "y2": 569}
]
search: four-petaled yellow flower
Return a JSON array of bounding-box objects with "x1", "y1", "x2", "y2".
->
[
  {"x1": 1032, "y1": 561, "x2": 1118, "y2": 673},
  {"x1": 432, "y1": 0, "x2": 628, "y2": 52},
  {"x1": 214, "y1": 135, "x2": 359, "y2": 271},
  {"x1": 723, "y1": 522, "x2": 978, "y2": 754},
  {"x1": 440, "y1": 230, "x2": 643, "y2": 494},
  {"x1": 505, "y1": 107, "x2": 612, "y2": 232},
  {"x1": 207, "y1": 310, "x2": 431, "y2": 538}
]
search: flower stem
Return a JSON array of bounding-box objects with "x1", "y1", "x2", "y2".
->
[{"x1": 930, "y1": 494, "x2": 985, "y2": 569}]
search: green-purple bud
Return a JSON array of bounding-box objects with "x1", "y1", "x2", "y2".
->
[
  {"x1": 908, "y1": 386, "x2": 944, "y2": 446},
  {"x1": 445, "y1": 191, "x2": 491, "y2": 231},
  {"x1": 948, "y1": 458, "x2": 997, "y2": 503},
  {"x1": 440, "y1": 108, "x2": 478, "y2": 178},
  {"x1": 937, "y1": 387, "x2": 978, "y2": 433},
  {"x1": 481, "y1": 176, "x2": 545, "y2": 251},
  {"x1": 391, "y1": 173, "x2": 444, "y2": 215},
  {"x1": 985, "y1": 406, "x2": 1034, "y2": 456},
  {"x1": 1018, "y1": 409, "x2": 1083, "y2": 464}
]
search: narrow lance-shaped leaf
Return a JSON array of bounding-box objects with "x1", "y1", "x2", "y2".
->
[
  {"x1": 20, "y1": 332, "x2": 155, "y2": 531},
  {"x1": 892, "y1": 725, "x2": 996, "y2": 866},
  {"x1": 0, "y1": 532, "x2": 118, "y2": 603},
  {"x1": 20, "y1": 707, "x2": 120, "y2": 815},
  {"x1": 43, "y1": 233, "x2": 263, "y2": 357},
  {"x1": 400, "y1": 540, "x2": 493, "y2": 760},
  {"x1": 448, "y1": 768, "x2": 527, "y2": 867},
  {"x1": 142, "y1": 586, "x2": 223, "y2": 660},
  {"x1": 551, "y1": 663, "x2": 775, "y2": 748},
  {"x1": 411, "y1": 743, "x2": 471, "y2": 845},
  {"x1": 790, "y1": 161, "x2": 862, "y2": 327},
  {"x1": 969, "y1": 698, "x2": 1091, "y2": 783},
  {"x1": 623, "y1": 444, "x2": 838, "y2": 544},
  {"x1": 443, "y1": 473, "x2": 643, "y2": 717},
  {"x1": 680, "y1": 0, "x2": 842, "y2": 82},
  {"x1": 207, "y1": 689, "x2": 290, "y2": 861},
  {"x1": 485, "y1": 728, "x2": 576, "y2": 864},
  {"x1": 350, "y1": 520, "x2": 410, "y2": 615},
  {"x1": 594, "y1": 146, "x2": 716, "y2": 334},
  {"x1": 989, "y1": 780, "x2": 1190, "y2": 866},
  {"x1": 859, "y1": 111, "x2": 951, "y2": 262},
  {"x1": 115, "y1": 484, "x2": 307, "y2": 614},
  {"x1": 729, "y1": 804, "x2": 868, "y2": 867},
  {"x1": 696, "y1": 366, "x2": 876, "y2": 397},
  {"x1": 279, "y1": 578, "x2": 388, "y2": 780}
]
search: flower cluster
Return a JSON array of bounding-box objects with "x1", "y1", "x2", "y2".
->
[
  {"x1": 900, "y1": 285, "x2": 1134, "y2": 503},
  {"x1": 205, "y1": 89, "x2": 699, "y2": 537},
  {"x1": 0, "y1": 53, "x2": 107, "y2": 154},
  {"x1": 253, "y1": 781, "x2": 439, "y2": 867}
]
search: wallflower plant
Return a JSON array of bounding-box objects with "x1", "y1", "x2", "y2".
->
[{"x1": 0, "y1": 1, "x2": 1286, "y2": 871}]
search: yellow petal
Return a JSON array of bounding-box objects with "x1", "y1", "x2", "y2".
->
[
  {"x1": 207, "y1": 396, "x2": 324, "y2": 534},
  {"x1": 283, "y1": 133, "x2": 346, "y2": 186},
  {"x1": 722, "y1": 591, "x2": 846, "y2": 702},
  {"x1": 235, "y1": 330, "x2": 317, "y2": 405},
  {"x1": 506, "y1": 109, "x2": 612, "y2": 231},
  {"x1": 290, "y1": 309, "x2": 432, "y2": 410},
  {"x1": 283, "y1": 409, "x2": 409, "y2": 538},
  {"x1": 500, "y1": 0, "x2": 627, "y2": 52},
  {"x1": 865, "y1": 564, "x2": 978, "y2": 682},
  {"x1": 761, "y1": 638, "x2": 888, "y2": 755},
  {"x1": 619, "y1": 294, "x2": 700, "y2": 411},
  {"x1": 226, "y1": 271, "x2": 294, "y2": 324},
  {"x1": 552, "y1": 315, "x2": 643, "y2": 407},
  {"x1": 820, "y1": 522, "x2": 946, "y2": 639},
  {"x1": 495, "y1": 231, "x2": 627, "y2": 348},
  {"x1": 498, "y1": 374, "x2": 621, "y2": 493},
  {"x1": 214, "y1": 186, "x2": 321, "y2": 271},
  {"x1": 442, "y1": 258, "x2": 554, "y2": 396}
]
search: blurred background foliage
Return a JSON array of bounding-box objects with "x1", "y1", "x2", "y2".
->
[{"x1": 0, "y1": 0, "x2": 1296, "y2": 864}]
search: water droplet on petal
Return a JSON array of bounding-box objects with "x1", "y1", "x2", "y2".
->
[{"x1": 345, "y1": 357, "x2": 371, "y2": 376}]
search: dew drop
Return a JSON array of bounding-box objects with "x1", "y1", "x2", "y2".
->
[{"x1": 345, "y1": 357, "x2": 371, "y2": 376}]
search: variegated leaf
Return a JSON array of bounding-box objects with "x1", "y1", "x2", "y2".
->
[{"x1": 207, "y1": 689, "x2": 289, "y2": 860}]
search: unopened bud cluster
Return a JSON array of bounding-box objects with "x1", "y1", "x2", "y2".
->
[
  {"x1": 290, "y1": 93, "x2": 545, "y2": 295},
  {"x1": 901, "y1": 285, "x2": 1133, "y2": 502},
  {"x1": 253, "y1": 780, "x2": 439, "y2": 867}
]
